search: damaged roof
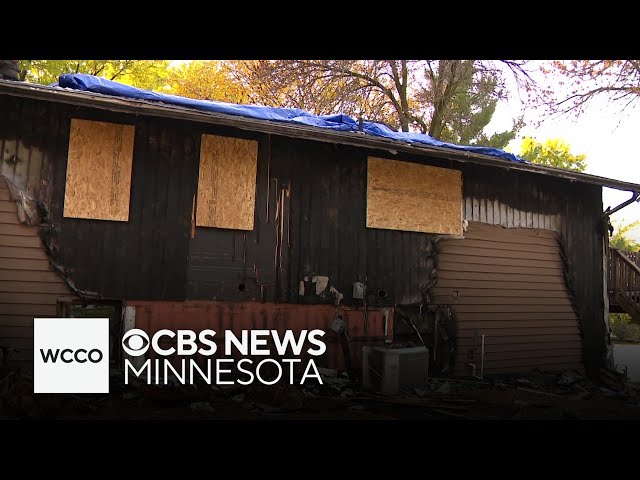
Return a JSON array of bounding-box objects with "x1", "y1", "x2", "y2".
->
[{"x1": 1, "y1": 75, "x2": 639, "y2": 193}]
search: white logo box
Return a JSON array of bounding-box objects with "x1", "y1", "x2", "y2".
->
[{"x1": 34, "y1": 318, "x2": 109, "y2": 394}]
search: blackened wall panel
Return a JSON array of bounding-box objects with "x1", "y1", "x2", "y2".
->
[
  {"x1": 0, "y1": 97, "x2": 201, "y2": 300},
  {"x1": 0, "y1": 95, "x2": 606, "y2": 369},
  {"x1": 187, "y1": 136, "x2": 435, "y2": 307},
  {"x1": 186, "y1": 129, "x2": 274, "y2": 302}
]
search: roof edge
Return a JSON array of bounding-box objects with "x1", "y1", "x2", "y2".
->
[{"x1": 1, "y1": 79, "x2": 639, "y2": 193}]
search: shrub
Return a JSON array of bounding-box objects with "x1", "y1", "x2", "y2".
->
[{"x1": 610, "y1": 313, "x2": 640, "y2": 341}]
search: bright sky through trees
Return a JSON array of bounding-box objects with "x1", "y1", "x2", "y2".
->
[
  {"x1": 484, "y1": 61, "x2": 640, "y2": 241},
  {"x1": 133, "y1": 60, "x2": 640, "y2": 242}
]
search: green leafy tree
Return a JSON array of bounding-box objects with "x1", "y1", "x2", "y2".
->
[
  {"x1": 18, "y1": 60, "x2": 171, "y2": 90},
  {"x1": 518, "y1": 137, "x2": 587, "y2": 171},
  {"x1": 224, "y1": 60, "x2": 525, "y2": 148},
  {"x1": 609, "y1": 219, "x2": 640, "y2": 251},
  {"x1": 419, "y1": 61, "x2": 525, "y2": 147}
]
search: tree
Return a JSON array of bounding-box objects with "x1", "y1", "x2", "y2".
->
[
  {"x1": 540, "y1": 60, "x2": 640, "y2": 117},
  {"x1": 165, "y1": 61, "x2": 250, "y2": 103},
  {"x1": 609, "y1": 219, "x2": 640, "y2": 251},
  {"x1": 18, "y1": 60, "x2": 171, "y2": 90},
  {"x1": 225, "y1": 60, "x2": 525, "y2": 148},
  {"x1": 518, "y1": 137, "x2": 587, "y2": 172},
  {"x1": 0, "y1": 60, "x2": 19, "y2": 80}
]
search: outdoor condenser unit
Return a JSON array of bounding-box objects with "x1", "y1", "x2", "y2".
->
[{"x1": 362, "y1": 345, "x2": 429, "y2": 395}]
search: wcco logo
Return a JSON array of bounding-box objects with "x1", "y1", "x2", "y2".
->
[
  {"x1": 34, "y1": 318, "x2": 109, "y2": 393},
  {"x1": 40, "y1": 348, "x2": 104, "y2": 364}
]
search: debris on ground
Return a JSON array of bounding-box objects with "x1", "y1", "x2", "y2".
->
[
  {"x1": 190, "y1": 402, "x2": 216, "y2": 415},
  {"x1": 2, "y1": 366, "x2": 640, "y2": 420}
]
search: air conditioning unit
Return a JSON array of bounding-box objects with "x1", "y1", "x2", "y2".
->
[{"x1": 362, "y1": 345, "x2": 429, "y2": 395}]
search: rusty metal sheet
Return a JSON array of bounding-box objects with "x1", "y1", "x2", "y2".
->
[{"x1": 128, "y1": 300, "x2": 394, "y2": 371}]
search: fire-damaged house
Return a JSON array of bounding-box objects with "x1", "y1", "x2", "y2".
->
[{"x1": 1, "y1": 70, "x2": 639, "y2": 379}]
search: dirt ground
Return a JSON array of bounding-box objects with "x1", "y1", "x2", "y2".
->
[{"x1": 2, "y1": 367, "x2": 640, "y2": 420}]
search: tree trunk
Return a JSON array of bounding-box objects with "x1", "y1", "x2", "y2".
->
[{"x1": 0, "y1": 60, "x2": 19, "y2": 81}]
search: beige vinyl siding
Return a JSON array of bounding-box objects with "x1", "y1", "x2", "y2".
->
[
  {"x1": 433, "y1": 221, "x2": 584, "y2": 375},
  {"x1": 0, "y1": 178, "x2": 74, "y2": 368}
]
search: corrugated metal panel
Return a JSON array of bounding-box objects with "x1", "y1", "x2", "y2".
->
[
  {"x1": 129, "y1": 300, "x2": 393, "y2": 371},
  {"x1": 0, "y1": 177, "x2": 75, "y2": 368},
  {"x1": 432, "y1": 221, "x2": 584, "y2": 374}
]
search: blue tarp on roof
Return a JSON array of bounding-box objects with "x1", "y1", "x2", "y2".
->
[{"x1": 58, "y1": 73, "x2": 527, "y2": 164}]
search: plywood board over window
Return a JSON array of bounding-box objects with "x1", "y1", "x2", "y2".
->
[
  {"x1": 63, "y1": 119, "x2": 135, "y2": 222},
  {"x1": 196, "y1": 134, "x2": 258, "y2": 231},
  {"x1": 367, "y1": 156, "x2": 462, "y2": 235}
]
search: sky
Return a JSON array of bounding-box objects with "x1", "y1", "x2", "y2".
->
[{"x1": 484, "y1": 62, "x2": 640, "y2": 241}]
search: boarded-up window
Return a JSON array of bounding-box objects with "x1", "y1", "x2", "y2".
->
[
  {"x1": 63, "y1": 119, "x2": 135, "y2": 222},
  {"x1": 366, "y1": 156, "x2": 462, "y2": 235},
  {"x1": 196, "y1": 134, "x2": 258, "y2": 231}
]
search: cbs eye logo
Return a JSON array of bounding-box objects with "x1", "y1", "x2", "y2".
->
[{"x1": 122, "y1": 329, "x2": 150, "y2": 356}]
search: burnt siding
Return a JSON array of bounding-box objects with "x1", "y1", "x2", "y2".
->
[
  {"x1": 0, "y1": 96, "x2": 200, "y2": 300},
  {"x1": 462, "y1": 164, "x2": 605, "y2": 371},
  {"x1": 46, "y1": 109, "x2": 199, "y2": 300},
  {"x1": 0, "y1": 177, "x2": 76, "y2": 367},
  {"x1": 187, "y1": 136, "x2": 431, "y2": 306},
  {"x1": 463, "y1": 164, "x2": 563, "y2": 230},
  {"x1": 567, "y1": 181, "x2": 604, "y2": 372},
  {"x1": 0, "y1": 95, "x2": 54, "y2": 204},
  {"x1": 0, "y1": 95, "x2": 606, "y2": 368},
  {"x1": 187, "y1": 131, "x2": 275, "y2": 302}
]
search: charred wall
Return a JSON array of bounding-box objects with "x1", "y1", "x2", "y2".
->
[
  {"x1": 0, "y1": 95, "x2": 606, "y2": 370},
  {"x1": 188, "y1": 135, "x2": 437, "y2": 307},
  {"x1": 0, "y1": 96, "x2": 199, "y2": 300}
]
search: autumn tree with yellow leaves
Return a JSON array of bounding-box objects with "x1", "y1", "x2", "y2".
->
[
  {"x1": 18, "y1": 60, "x2": 171, "y2": 90},
  {"x1": 166, "y1": 61, "x2": 250, "y2": 104},
  {"x1": 518, "y1": 137, "x2": 588, "y2": 172},
  {"x1": 223, "y1": 60, "x2": 527, "y2": 148}
]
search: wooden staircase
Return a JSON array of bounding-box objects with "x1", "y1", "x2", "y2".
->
[{"x1": 608, "y1": 249, "x2": 640, "y2": 322}]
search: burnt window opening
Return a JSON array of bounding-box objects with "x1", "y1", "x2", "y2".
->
[{"x1": 57, "y1": 298, "x2": 123, "y2": 367}]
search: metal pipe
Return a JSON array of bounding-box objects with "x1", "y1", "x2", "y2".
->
[
  {"x1": 433, "y1": 319, "x2": 438, "y2": 362},
  {"x1": 480, "y1": 335, "x2": 485, "y2": 379},
  {"x1": 383, "y1": 308, "x2": 389, "y2": 343},
  {"x1": 602, "y1": 190, "x2": 640, "y2": 219}
]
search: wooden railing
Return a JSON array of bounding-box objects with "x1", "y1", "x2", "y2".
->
[
  {"x1": 626, "y1": 251, "x2": 640, "y2": 265},
  {"x1": 609, "y1": 248, "x2": 640, "y2": 321}
]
